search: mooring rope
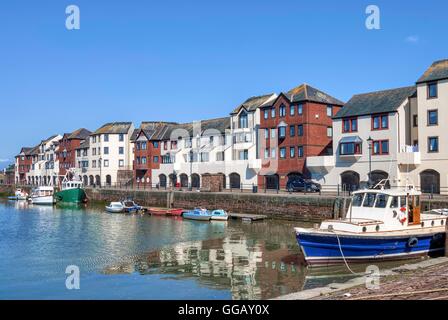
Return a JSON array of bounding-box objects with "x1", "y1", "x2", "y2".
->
[{"x1": 335, "y1": 232, "x2": 357, "y2": 275}]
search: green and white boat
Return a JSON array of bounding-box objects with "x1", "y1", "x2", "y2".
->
[{"x1": 55, "y1": 173, "x2": 87, "y2": 204}]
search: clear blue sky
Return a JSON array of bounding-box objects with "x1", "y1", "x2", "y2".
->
[{"x1": 1, "y1": 0, "x2": 447, "y2": 169}]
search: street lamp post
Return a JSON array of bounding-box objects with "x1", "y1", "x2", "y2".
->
[{"x1": 367, "y1": 136, "x2": 373, "y2": 187}]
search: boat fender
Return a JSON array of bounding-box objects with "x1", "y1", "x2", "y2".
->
[
  {"x1": 398, "y1": 211, "x2": 407, "y2": 224},
  {"x1": 407, "y1": 237, "x2": 418, "y2": 248}
]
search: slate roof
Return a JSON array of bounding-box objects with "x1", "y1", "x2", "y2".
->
[
  {"x1": 76, "y1": 139, "x2": 90, "y2": 150},
  {"x1": 417, "y1": 59, "x2": 448, "y2": 84},
  {"x1": 67, "y1": 128, "x2": 92, "y2": 140},
  {"x1": 284, "y1": 84, "x2": 345, "y2": 106},
  {"x1": 231, "y1": 94, "x2": 277, "y2": 114},
  {"x1": 130, "y1": 122, "x2": 176, "y2": 142},
  {"x1": 334, "y1": 86, "x2": 417, "y2": 119},
  {"x1": 93, "y1": 122, "x2": 133, "y2": 135},
  {"x1": 160, "y1": 117, "x2": 231, "y2": 140}
]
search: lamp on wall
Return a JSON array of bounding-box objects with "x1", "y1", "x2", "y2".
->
[{"x1": 367, "y1": 136, "x2": 373, "y2": 187}]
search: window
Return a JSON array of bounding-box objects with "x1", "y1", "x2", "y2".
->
[
  {"x1": 290, "y1": 125, "x2": 295, "y2": 137},
  {"x1": 264, "y1": 129, "x2": 269, "y2": 139},
  {"x1": 141, "y1": 142, "x2": 147, "y2": 150},
  {"x1": 216, "y1": 152, "x2": 225, "y2": 161},
  {"x1": 428, "y1": 137, "x2": 439, "y2": 153},
  {"x1": 239, "y1": 150, "x2": 249, "y2": 160},
  {"x1": 373, "y1": 140, "x2": 389, "y2": 155},
  {"x1": 352, "y1": 193, "x2": 364, "y2": 207},
  {"x1": 279, "y1": 126, "x2": 286, "y2": 138},
  {"x1": 154, "y1": 156, "x2": 159, "y2": 163},
  {"x1": 92, "y1": 148, "x2": 97, "y2": 156},
  {"x1": 290, "y1": 105, "x2": 295, "y2": 116},
  {"x1": 271, "y1": 107, "x2": 276, "y2": 118},
  {"x1": 363, "y1": 193, "x2": 376, "y2": 207},
  {"x1": 413, "y1": 115, "x2": 418, "y2": 127},
  {"x1": 92, "y1": 136, "x2": 97, "y2": 143},
  {"x1": 340, "y1": 142, "x2": 362, "y2": 155},
  {"x1": 209, "y1": 136, "x2": 214, "y2": 145},
  {"x1": 153, "y1": 141, "x2": 159, "y2": 148},
  {"x1": 372, "y1": 114, "x2": 389, "y2": 130},
  {"x1": 428, "y1": 110, "x2": 438, "y2": 126},
  {"x1": 271, "y1": 148, "x2": 276, "y2": 159},
  {"x1": 119, "y1": 134, "x2": 124, "y2": 142},
  {"x1": 298, "y1": 146, "x2": 304, "y2": 158},
  {"x1": 298, "y1": 104, "x2": 303, "y2": 115},
  {"x1": 280, "y1": 147, "x2": 286, "y2": 159},
  {"x1": 270, "y1": 128, "x2": 276, "y2": 139},
  {"x1": 119, "y1": 160, "x2": 124, "y2": 167},
  {"x1": 327, "y1": 127, "x2": 333, "y2": 137},
  {"x1": 141, "y1": 157, "x2": 147, "y2": 164},
  {"x1": 264, "y1": 109, "x2": 269, "y2": 120},
  {"x1": 103, "y1": 160, "x2": 109, "y2": 167},
  {"x1": 200, "y1": 152, "x2": 209, "y2": 162},
  {"x1": 92, "y1": 160, "x2": 97, "y2": 168},
  {"x1": 290, "y1": 147, "x2": 295, "y2": 158},
  {"x1": 428, "y1": 82, "x2": 438, "y2": 99},
  {"x1": 298, "y1": 125, "x2": 303, "y2": 136},
  {"x1": 104, "y1": 134, "x2": 109, "y2": 142},
  {"x1": 104, "y1": 147, "x2": 109, "y2": 155},
  {"x1": 171, "y1": 141, "x2": 177, "y2": 149},
  {"x1": 164, "y1": 141, "x2": 168, "y2": 150},
  {"x1": 375, "y1": 194, "x2": 389, "y2": 208},
  {"x1": 343, "y1": 118, "x2": 358, "y2": 133},
  {"x1": 264, "y1": 148, "x2": 269, "y2": 159},
  {"x1": 119, "y1": 147, "x2": 124, "y2": 155},
  {"x1": 327, "y1": 105, "x2": 333, "y2": 117},
  {"x1": 279, "y1": 105, "x2": 286, "y2": 117},
  {"x1": 239, "y1": 112, "x2": 248, "y2": 128}
]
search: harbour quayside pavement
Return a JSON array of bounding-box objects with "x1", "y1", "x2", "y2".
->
[{"x1": 274, "y1": 257, "x2": 448, "y2": 300}]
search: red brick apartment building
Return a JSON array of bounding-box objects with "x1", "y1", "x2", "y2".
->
[
  {"x1": 15, "y1": 147, "x2": 33, "y2": 184},
  {"x1": 131, "y1": 122, "x2": 173, "y2": 185},
  {"x1": 57, "y1": 128, "x2": 91, "y2": 178},
  {"x1": 258, "y1": 84, "x2": 344, "y2": 189}
]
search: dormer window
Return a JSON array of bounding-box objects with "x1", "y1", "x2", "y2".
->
[
  {"x1": 239, "y1": 111, "x2": 248, "y2": 128},
  {"x1": 428, "y1": 82, "x2": 438, "y2": 99}
]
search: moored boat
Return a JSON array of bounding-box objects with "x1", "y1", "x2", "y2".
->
[
  {"x1": 30, "y1": 186, "x2": 56, "y2": 205},
  {"x1": 211, "y1": 209, "x2": 229, "y2": 221},
  {"x1": 122, "y1": 200, "x2": 143, "y2": 213},
  {"x1": 55, "y1": 179, "x2": 87, "y2": 204},
  {"x1": 183, "y1": 208, "x2": 212, "y2": 221},
  {"x1": 149, "y1": 208, "x2": 184, "y2": 216},
  {"x1": 295, "y1": 181, "x2": 448, "y2": 266},
  {"x1": 8, "y1": 188, "x2": 29, "y2": 201},
  {"x1": 106, "y1": 202, "x2": 125, "y2": 213}
]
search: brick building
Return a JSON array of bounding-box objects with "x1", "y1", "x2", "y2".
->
[
  {"x1": 14, "y1": 147, "x2": 33, "y2": 184},
  {"x1": 258, "y1": 84, "x2": 344, "y2": 189},
  {"x1": 130, "y1": 122, "x2": 174, "y2": 186},
  {"x1": 57, "y1": 128, "x2": 91, "y2": 179}
]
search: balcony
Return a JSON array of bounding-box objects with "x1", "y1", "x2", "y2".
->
[
  {"x1": 306, "y1": 156, "x2": 335, "y2": 174},
  {"x1": 398, "y1": 146, "x2": 421, "y2": 167}
]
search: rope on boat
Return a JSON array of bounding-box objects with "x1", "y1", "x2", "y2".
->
[{"x1": 335, "y1": 233, "x2": 357, "y2": 275}]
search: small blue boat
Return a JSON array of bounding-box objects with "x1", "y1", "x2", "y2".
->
[
  {"x1": 183, "y1": 208, "x2": 212, "y2": 221},
  {"x1": 295, "y1": 181, "x2": 448, "y2": 266},
  {"x1": 210, "y1": 209, "x2": 229, "y2": 221}
]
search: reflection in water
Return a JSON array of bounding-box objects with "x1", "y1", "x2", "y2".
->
[
  {"x1": 1, "y1": 201, "x2": 421, "y2": 300},
  {"x1": 104, "y1": 227, "x2": 308, "y2": 300}
]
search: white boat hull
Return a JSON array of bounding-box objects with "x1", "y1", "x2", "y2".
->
[{"x1": 31, "y1": 196, "x2": 55, "y2": 205}]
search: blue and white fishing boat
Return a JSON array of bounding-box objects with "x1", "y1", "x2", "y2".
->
[
  {"x1": 211, "y1": 209, "x2": 229, "y2": 221},
  {"x1": 295, "y1": 181, "x2": 447, "y2": 266},
  {"x1": 183, "y1": 208, "x2": 212, "y2": 221}
]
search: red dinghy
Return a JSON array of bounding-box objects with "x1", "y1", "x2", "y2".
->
[{"x1": 149, "y1": 208, "x2": 184, "y2": 216}]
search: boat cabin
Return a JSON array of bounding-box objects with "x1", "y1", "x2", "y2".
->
[
  {"x1": 320, "y1": 184, "x2": 446, "y2": 233},
  {"x1": 62, "y1": 180, "x2": 83, "y2": 190}
]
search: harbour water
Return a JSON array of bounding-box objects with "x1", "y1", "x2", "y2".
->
[{"x1": 0, "y1": 200, "x2": 418, "y2": 300}]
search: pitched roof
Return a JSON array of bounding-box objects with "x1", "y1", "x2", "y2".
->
[
  {"x1": 284, "y1": 84, "x2": 345, "y2": 106},
  {"x1": 28, "y1": 145, "x2": 40, "y2": 155},
  {"x1": 231, "y1": 94, "x2": 277, "y2": 114},
  {"x1": 16, "y1": 147, "x2": 33, "y2": 157},
  {"x1": 417, "y1": 59, "x2": 448, "y2": 84},
  {"x1": 130, "y1": 122, "x2": 176, "y2": 142},
  {"x1": 93, "y1": 122, "x2": 133, "y2": 135},
  {"x1": 42, "y1": 135, "x2": 58, "y2": 144},
  {"x1": 160, "y1": 117, "x2": 231, "y2": 140},
  {"x1": 334, "y1": 86, "x2": 416, "y2": 119},
  {"x1": 76, "y1": 139, "x2": 90, "y2": 150},
  {"x1": 67, "y1": 128, "x2": 92, "y2": 140}
]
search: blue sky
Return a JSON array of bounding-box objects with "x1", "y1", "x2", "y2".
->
[{"x1": 1, "y1": 0, "x2": 447, "y2": 169}]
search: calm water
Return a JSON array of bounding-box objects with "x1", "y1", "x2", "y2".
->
[{"x1": 0, "y1": 200, "x2": 413, "y2": 300}]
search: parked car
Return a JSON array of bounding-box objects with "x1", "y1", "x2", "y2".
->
[{"x1": 286, "y1": 178, "x2": 321, "y2": 193}]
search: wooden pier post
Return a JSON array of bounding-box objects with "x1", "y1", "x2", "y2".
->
[{"x1": 445, "y1": 217, "x2": 448, "y2": 257}]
